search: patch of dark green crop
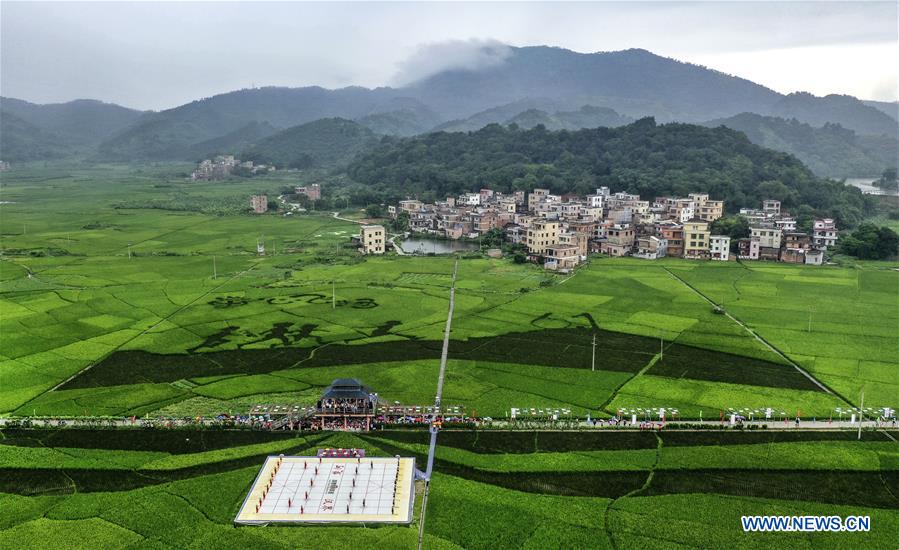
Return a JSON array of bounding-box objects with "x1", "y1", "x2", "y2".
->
[
  {"x1": 0, "y1": 428, "x2": 307, "y2": 453},
  {"x1": 645, "y1": 470, "x2": 899, "y2": 509},
  {"x1": 649, "y1": 343, "x2": 821, "y2": 391},
  {"x1": 0, "y1": 435, "x2": 326, "y2": 495},
  {"x1": 61, "y1": 326, "x2": 658, "y2": 389},
  {"x1": 371, "y1": 430, "x2": 658, "y2": 453},
  {"x1": 359, "y1": 434, "x2": 647, "y2": 497},
  {"x1": 660, "y1": 430, "x2": 897, "y2": 447},
  {"x1": 441, "y1": 464, "x2": 649, "y2": 498}
]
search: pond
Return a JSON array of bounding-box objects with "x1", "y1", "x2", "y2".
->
[{"x1": 398, "y1": 237, "x2": 479, "y2": 254}]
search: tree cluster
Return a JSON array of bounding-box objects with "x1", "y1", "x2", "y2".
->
[
  {"x1": 838, "y1": 224, "x2": 899, "y2": 260},
  {"x1": 347, "y1": 119, "x2": 874, "y2": 227}
]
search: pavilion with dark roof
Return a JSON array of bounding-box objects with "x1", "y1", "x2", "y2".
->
[{"x1": 315, "y1": 378, "x2": 380, "y2": 430}]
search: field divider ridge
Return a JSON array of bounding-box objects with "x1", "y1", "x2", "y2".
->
[{"x1": 662, "y1": 267, "x2": 850, "y2": 404}]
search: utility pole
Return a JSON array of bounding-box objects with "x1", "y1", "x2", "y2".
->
[
  {"x1": 127, "y1": 244, "x2": 132, "y2": 260},
  {"x1": 858, "y1": 391, "x2": 864, "y2": 440},
  {"x1": 332, "y1": 281, "x2": 336, "y2": 309},
  {"x1": 660, "y1": 334, "x2": 664, "y2": 360},
  {"x1": 591, "y1": 333, "x2": 596, "y2": 372},
  {"x1": 808, "y1": 306, "x2": 812, "y2": 333},
  {"x1": 213, "y1": 256, "x2": 217, "y2": 280}
]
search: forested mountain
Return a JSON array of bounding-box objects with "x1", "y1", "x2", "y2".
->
[
  {"x1": 354, "y1": 97, "x2": 442, "y2": 136},
  {"x1": 0, "y1": 111, "x2": 73, "y2": 161},
  {"x1": 862, "y1": 100, "x2": 898, "y2": 122},
  {"x1": 5, "y1": 45, "x2": 895, "y2": 167},
  {"x1": 96, "y1": 87, "x2": 402, "y2": 160},
  {"x1": 242, "y1": 118, "x2": 378, "y2": 169},
  {"x1": 347, "y1": 118, "x2": 873, "y2": 226},
  {"x1": 766, "y1": 93, "x2": 897, "y2": 137},
  {"x1": 0, "y1": 97, "x2": 143, "y2": 144},
  {"x1": 0, "y1": 97, "x2": 143, "y2": 161},
  {"x1": 403, "y1": 46, "x2": 895, "y2": 136},
  {"x1": 505, "y1": 106, "x2": 633, "y2": 131},
  {"x1": 184, "y1": 121, "x2": 280, "y2": 161},
  {"x1": 705, "y1": 113, "x2": 898, "y2": 178},
  {"x1": 434, "y1": 102, "x2": 633, "y2": 133}
]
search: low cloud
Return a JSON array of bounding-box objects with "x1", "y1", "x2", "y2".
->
[{"x1": 392, "y1": 39, "x2": 512, "y2": 86}]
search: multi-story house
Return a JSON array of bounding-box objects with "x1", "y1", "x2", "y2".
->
[
  {"x1": 544, "y1": 244, "x2": 580, "y2": 271},
  {"x1": 559, "y1": 231, "x2": 589, "y2": 259},
  {"x1": 813, "y1": 218, "x2": 838, "y2": 249},
  {"x1": 601, "y1": 225, "x2": 634, "y2": 257},
  {"x1": 709, "y1": 235, "x2": 730, "y2": 261},
  {"x1": 250, "y1": 194, "x2": 268, "y2": 214},
  {"x1": 763, "y1": 199, "x2": 781, "y2": 216},
  {"x1": 775, "y1": 218, "x2": 797, "y2": 232},
  {"x1": 526, "y1": 220, "x2": 559, "y2": 255},
  {"x1": 359, "y1": 225, "x2": 385, "y2": 254},
  {"x1": 737, "y1": 237, "x2": 760, "y2": 260},
  {"x1": 633, "y1": 236, "x2": 668, "y2": 259},
  {"x1": 683, "y1": 219, "x2": 711, "y2": 259},
  {"x1": 751, "y1": 225, "x2": 783, "y2": 249},
  {"x1": 690, "y1": 193, "x2": 724, "y2": 222},
  {"x1": 656, "y1": 221, "x2": 684, "y2": 258},
  {"x1": 295, "y1": 183, "x2": 321, "y2": 201},
  {"x1": 527, "y1": 188, "x2": 550, "y2": 209},
  {"x1": 459, "y1": 193, "x2": 481, "y2": 206},
  {"x1": 398, "y1": 200, "x2": 423, "y2": 215}
]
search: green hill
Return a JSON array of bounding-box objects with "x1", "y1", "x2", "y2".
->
[
  {"x1": 242, "y1": 118, "x2": 378, "y2": 169},
  {"x1": 348, "y1": 117, "x2": 873, "y2": 225},
  {"x1": 0, "y1": 110, "x2": 73, "y2": 161},
  {"x1": 705, "y1": 113, "x2": 899, "y2": 179}
]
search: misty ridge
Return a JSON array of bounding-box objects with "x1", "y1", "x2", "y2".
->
[{"x1": 1, "y1": 41, "x2": 897, "y2": 179}]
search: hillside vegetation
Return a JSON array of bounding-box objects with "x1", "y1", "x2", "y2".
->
[
  {"x1": 348, "y1": 117, "x2": 873, "y2": 225},
  {"x1": 242, "y1": 118, "x2": 379, "y2": 169},
  {"x1": 706, "y1": 113, "x2": 898, "y2": 179}
]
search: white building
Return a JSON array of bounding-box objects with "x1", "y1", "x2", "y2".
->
[
  {"x1": 751, "y1": 226, "x2": 782, "y2": 249},
  {"x1": 709, "y1": 235, "x2": 731, "y2": 261},
  {"x1": 813, "y1": 218, "x2": 838, "y2": 249},
  {"x1": 359, "y1": 225, "x2": 386, "y2": 254}
]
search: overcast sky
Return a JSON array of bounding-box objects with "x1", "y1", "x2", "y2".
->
[{"x1": 2, "y1": 1, "x2": 896, "y2": 111}]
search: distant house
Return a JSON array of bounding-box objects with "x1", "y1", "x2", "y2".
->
[
  {"x1": 250, "y1": 194, "x2": 268, "y2": 214},
  {"x1": 657, "y1": 221, "x2": 684, "y2": 258},
  {"x1": 737, "y1": 237, "x2": 760, "y2": 260},
  {"x1": 358, "y1": 225, "x2": 386, "y2": 254},
  {"x1": 813, "y1": 218, "x2": 838, "y2": 249},
  {"x1": 709, "y1": 235, "x2": 730, "y2": 261},
  {"x1": 544, "y1": 243, "x2": 580, "y2": 271},
  {"x1": 683, "y1": 219, "x2": 710, "y2": 259},
  {"x1": 750, "y1": 225, "x2": 782, "y2": 249},
  {"x1": 295, "y1": 183, "x2": 321, "y2": 201},
  {"x1": 634, "y1": 236, "x2": 668, "y2": 259},
  {"x1": 526, "y1": 220, "x2": 560, "y2": 255},
  {"x1": 601, "y1": 225, "x2": 634, "y2": 257}
]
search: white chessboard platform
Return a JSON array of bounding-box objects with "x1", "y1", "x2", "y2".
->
[{"x1": 234, "y1": 455, "x2": 416, "y2": 524}]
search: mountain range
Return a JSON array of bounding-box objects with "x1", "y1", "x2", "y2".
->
[{"x1": 1, "y1": 45, "x2": 896, "y2": 178}]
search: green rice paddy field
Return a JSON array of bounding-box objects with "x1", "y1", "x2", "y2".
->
[
  {"x1": 0, "y1": 429, "x2": 897, "y2": 548},
  {"x1": 2, "y1": 163, "x2": 898, "y2": 547}
]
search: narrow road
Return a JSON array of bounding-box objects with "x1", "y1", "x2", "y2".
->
[
  {"x1": 417, "y1": 259, "x2": 458, "y2": 550},
  {"x1": 331, "y1": 211, "x2": 364, "y2": 224}
]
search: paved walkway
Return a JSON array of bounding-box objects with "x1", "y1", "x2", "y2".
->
[{"x1": 418, "y1": 260, "x2": 458, "y2": 550}]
